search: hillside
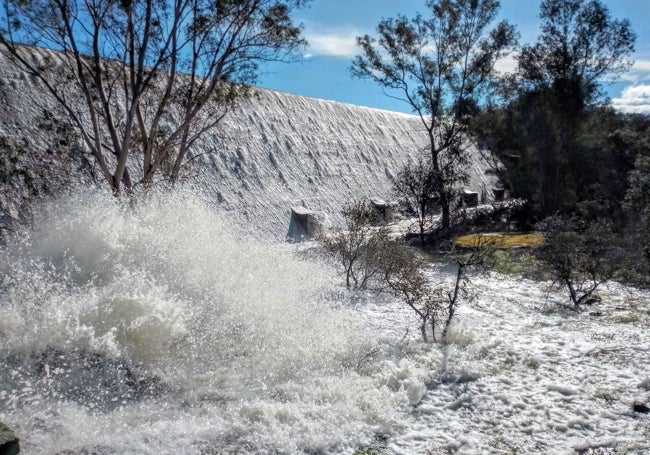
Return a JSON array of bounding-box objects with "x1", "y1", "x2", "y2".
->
[{"x1": 0, "y1": 47, "x2": 497, "y2": 238}]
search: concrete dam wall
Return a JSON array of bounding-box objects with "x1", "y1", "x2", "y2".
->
[{"x1": 0, "y1": 47, "x2": 497, "y2": 239}]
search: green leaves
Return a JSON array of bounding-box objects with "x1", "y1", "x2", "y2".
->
[
  {"x1": 352, "y1": 0, "x2": 516, "y2": 119},
  {"x1": 518, "y1": 0, "x2": 636, "y2": 106}
]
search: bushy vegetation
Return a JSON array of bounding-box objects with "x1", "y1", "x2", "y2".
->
[
  {"x1": 353, "y1": 0, "x2": 648, "y2": 305},
  {"x1": 320, "y1": 200, "x2": 389, "y2": 289},
  {"x1": 321, "y1": 201, "x2": 493, "y2": 342},
  {"x1": 537, "y1": 217, "x2": 622, "y2": 310},
  {"x1": 472, "y1": 0, "x2": 636, "y2": 221},
  {"x1": 624, "y1": 142, "x2": 650, "y2": 275}
]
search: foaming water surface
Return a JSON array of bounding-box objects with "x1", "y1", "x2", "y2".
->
[
  {"x1": 0, "y1": 190, "x2": 405, "y2": 454},
  {"x1": 4, "y1": 189, "x2": 650, "y2": 455}
]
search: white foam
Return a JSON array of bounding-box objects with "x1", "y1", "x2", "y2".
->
[
  {"x1": 1, "y1": 190, "x2": 650, "y2": 454},
  {"x1": 0, "y1": 188, "x2": 405, "y2": 454}
]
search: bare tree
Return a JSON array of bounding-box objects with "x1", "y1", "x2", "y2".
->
[
  {"x1": 320, "y1": 200, "x2": 385, "y2": 289},
  {"x1": 378, "y1": 236, "x2": 491, "y2": 342},
  {"x1": 352, "y1": 0, "x2": 517, "y2": 229},
  {"x1": 393, "y1": 151, "x2": 436, "y2": 245},
  {"x1": 439, "y1": 238, "x2": 493, "y2": 339},
  {"x1": 376, "y1": 239, "x2": 441, "y2": 341},
  {"x1": 0, "y1": 0, "x2": 308, "y2": 194}
]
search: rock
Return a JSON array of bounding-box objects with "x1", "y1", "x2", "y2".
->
[
  {"x1": 0, "y1": 422, "x2": 20, "y2": 455},
  {"x1": 632, "y1": 401, "x2": 650, "y2": 414}
]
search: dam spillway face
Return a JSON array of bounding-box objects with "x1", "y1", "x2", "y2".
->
[{"x1": 0, "y1": 47, "x2": 497, "y2": 238}]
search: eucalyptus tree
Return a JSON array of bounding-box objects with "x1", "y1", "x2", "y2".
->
[
  {"x1": 517, "y1": 0, "x2": 636, "y2": 111},
  {"x1": 493, "y1": 0, "x2": 637, "y2": 218},
  {"x1": 626, "y1": 142, "x2": 650, "y2": 272},
  {"x1": 352, "y1": 0, "x2": 517, "y2": 230},
  {"x1": 0, "y1": 0, "x2": 308, "y2": 194}
]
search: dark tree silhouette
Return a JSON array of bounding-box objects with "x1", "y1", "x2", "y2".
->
[{"x1": 352, "y1": 0, "x2": 517, "y2": 229}]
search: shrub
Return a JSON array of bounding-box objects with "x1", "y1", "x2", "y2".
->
[
  {"x1": 375, "y1": 236, "x2": 491, "y2": 342},
  {"x1": 538, "y1": 216, "x2": 621, "y2": 310},
  {"x1": 320, "y1": 200, "x2": 386, "y2": 289},
  {"x1": 322, "y1": 201, "x2": 492, "y2": 342},
  {"x1": 375, "y1": 240, "x2": 442, "y2": 341}
]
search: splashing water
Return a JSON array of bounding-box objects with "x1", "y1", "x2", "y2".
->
[
  {"x1": 5, "y1": 189, "x2": 649, "y2": 455},
  {"x1": 0, "y1": 189, "x2": 406, "y2": 454}
]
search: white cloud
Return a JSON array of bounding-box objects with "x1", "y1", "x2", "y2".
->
[
  {"x1": 611, "y1": 84, "x2": 650, "y2": 114},
  {"x1": 616, "y1": 59, "x2": 650, "y2": 83},
  {"x1": 490, "y1": 53, "x2": 650, "y2": 83},
  {"x1": 494, "y1": 53, "x2": 518, "y2": 75},
  {"x1": 304, "y1": 29, "x2": 361, "y2": 58}
]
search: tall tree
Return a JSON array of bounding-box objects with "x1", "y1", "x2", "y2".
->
[
  {"x1": 624, "y1": 120, "x2": 650, "y2": 272},
  {"x1": 518, "y1": 0, "x2": 635, "y2": 110},
  {"x1": 352, "y1": 0, "x2": 516, "y2": 229},
  {"x1": 0, "y1": 0, "x2": 308, "y2": 194},
  {"x1": 482, "y1": 0, "x2": 636, "y2": 218}
]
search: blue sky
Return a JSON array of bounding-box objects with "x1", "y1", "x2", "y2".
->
[{"x1": 259, "y1": 0, "x2": 650, "y2": 115}]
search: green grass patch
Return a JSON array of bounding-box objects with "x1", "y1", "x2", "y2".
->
[
  {"x1": 489, "y1": 250, "x2": 544, "y2": 277},
  {"x1": 454, "y1": 232, "x2": 544, "y2": 249}
]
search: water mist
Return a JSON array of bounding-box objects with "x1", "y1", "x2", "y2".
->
[{"x1": 0, "y1": 189, "x2": 405, "y2": 454}]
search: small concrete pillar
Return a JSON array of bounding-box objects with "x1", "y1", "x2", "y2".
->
[
  {"x1": 370, "y1": 197, "x2": 393, "y2": 224},
  {"x1": 462, "y1": 190, "x2": 479, "y2": 207},
  {"x1": 287, "y1": 206, "x2": 328, "y2": 242}
]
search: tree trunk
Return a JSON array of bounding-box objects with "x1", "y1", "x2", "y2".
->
[
  {"x1": 430, "y1": 137, "x2": 451, "y2": 231},
  {"x1": 441, "y1": 199, "x2": 451, "y2": 230},
  {"x1": 420, "y1": 322, "x2": 428, "y2": 343},
  {"x1": 442, "y1": 262, "x2": 464, "y2": 339},
  {"x1": 419, "y1": 222, "x2": 425, "y2": 246},
  {"x1": 565, "y1": 277, "x2": 578, "y2": 308}
]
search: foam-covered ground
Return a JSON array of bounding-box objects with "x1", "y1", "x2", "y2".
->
[
  {"x1": 364, "y1": 276, "x2": 650, "y2": 454},
  {"x1": 1, "y1": 191, "x2": 648, "y2": 454}
]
